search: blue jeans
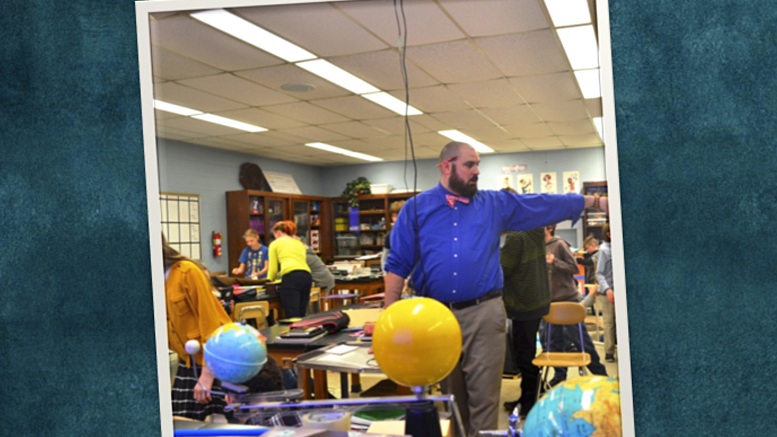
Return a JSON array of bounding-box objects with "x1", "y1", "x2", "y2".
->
[{"x1": 541, "y1": 320, "x2": 607, "y2": 380}]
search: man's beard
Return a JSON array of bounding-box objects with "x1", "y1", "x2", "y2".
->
[{"x1": 449, "y1": 166, "x2": 478, "y2": 198}]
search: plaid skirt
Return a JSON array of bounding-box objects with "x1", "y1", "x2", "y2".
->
[{"x1": 172, "y1": 364, "x2": 234, "y2": 421}]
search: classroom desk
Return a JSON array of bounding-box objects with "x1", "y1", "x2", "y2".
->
[{"x1": 326, "y1": 278, "x2": 385, "y2": 310}]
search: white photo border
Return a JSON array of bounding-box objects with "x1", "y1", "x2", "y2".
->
[{"x1": 135, "y1": 0, "x2": 633, "y2": 435}]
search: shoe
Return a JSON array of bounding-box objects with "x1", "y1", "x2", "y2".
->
[
  {"x1": 547, "y1": 377, "x2": 565, "y2": 388},
  {"x1": 605, "y1": 354, "x2": 615, "y2": 362}
]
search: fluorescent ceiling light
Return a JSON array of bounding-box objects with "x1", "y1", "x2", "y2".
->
[
  {"x1": 557, "y1": 25, "x2": 599, "y2": 70},
  {"x1": 593, "y1": 117, "x2": 603, "y2": 140},
  {"x1": 190, "y1": 9, "x2": 316, "y2": 63},
  {"x1": 544, "y1": 0, "x2": 591, "y2": 27},
  {"x1": 438, "y1": 130, "x2": 495, "y2": 153},
  {"x1": 574, "y1": 69, "x2": 601, "y2": 99},
  {"x1": 361, "y1": 92, "x2": 422, "y2": 116},
  {"x1": 296, "y1": 59, "x2": 379, "y2": 95},
  {"x1": 191, "y1": 114, "x2": 267, "y2": 132},
  {"x1": 305, "y1": 142, "x2": 383, "y2": 162},
  {"x1": 154, "y1": 100, "x2": 202, "y2": 116}
]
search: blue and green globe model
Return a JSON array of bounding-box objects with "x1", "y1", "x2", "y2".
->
[
  {"x1": 522, "y1": 375, "x2": 621, "y2": 437},
  {"x1": 204, "y1": 323, "x2": 267, "y2": 384}
]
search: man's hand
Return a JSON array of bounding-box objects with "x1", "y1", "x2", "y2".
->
[
  {"x1": 546, "y1": 252, "x2": 555, "y2": 264},
  {"x1": 606, "y1": 289, "x2": 614, "y2": 305}
]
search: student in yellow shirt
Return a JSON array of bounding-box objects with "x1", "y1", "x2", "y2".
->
[
  {"x1": 267, "y1": 221, "x2": 312, "y2": 318},
  {"x1": 162, "y1": 234, "x2": 233, "y2": 421}
]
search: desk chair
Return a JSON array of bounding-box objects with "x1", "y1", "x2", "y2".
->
[
  {"x1": 532, "y1": 302, "x2": 591, "y2": 401},
  {"x1": 308, "y1": 287, "x2": 322, "y2": 314},
  {"x1": 233, "y1": 302, "x2": 269, "y2": 330}
]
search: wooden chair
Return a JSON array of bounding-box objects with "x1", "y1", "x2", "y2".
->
[
  {"x1": 308, "y1": 287, "x2": 322, "y2": 314},
  {"x1": 233, "y1": 301, "x2": 269, "y2": 330},
  {"x1": 532, "y1": 302, "x2": 591, "y2": 401}
]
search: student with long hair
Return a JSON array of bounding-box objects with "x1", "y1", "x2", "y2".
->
[
  {"x1": 162, "y1": 234, "x2": 233, "y2": 420},
  {"x1": 267, "y1": 221, "x2": 312, "y2": 318}
]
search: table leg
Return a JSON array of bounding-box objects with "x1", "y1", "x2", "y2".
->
[
  {"x1": 340, "y1": 373, "x2": 349, "y2": 399},
  {"x1": 301, "y1": 368, "x2": 313, "y2": 400},
  {"x1": 313, "y1": 369, "x2": 328, "y2": 400},
  {"x1": 351, "y1": 374, "x2": 362, "y2": 393}
]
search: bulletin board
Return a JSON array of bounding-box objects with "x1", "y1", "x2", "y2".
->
[{"x1": 160, "y1": 192, "x2": 201, "y2": 259}]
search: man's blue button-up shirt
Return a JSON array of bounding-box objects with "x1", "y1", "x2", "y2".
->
[{"x1": 385, "y1": 183, "x2": 584, "y2": 304}]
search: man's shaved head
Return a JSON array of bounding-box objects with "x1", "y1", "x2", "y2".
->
[{"x1": 439, "y1": 142, "x2": 474, "y2": 164}]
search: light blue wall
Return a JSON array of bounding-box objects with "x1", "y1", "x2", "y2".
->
[
  {"x1": 156, "y1": 138, "x2": 324, "y2": 273},
  {"x1": 157, "y1": 142, "x2": 606, "y2": 269},
  {"x1": 320, "y1": 147, "x2": 607, "y2": 246}
]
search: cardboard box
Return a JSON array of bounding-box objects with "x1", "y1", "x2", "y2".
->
[{"x1": 371, "y1": 183, "x2": 392, "y2": 194}]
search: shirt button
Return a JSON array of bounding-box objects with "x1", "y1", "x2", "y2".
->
[
  {"x1": 454, "y1": 238, "x2": 458, "y2": 241},
  {"x1": 454, "y1": 223, "x2": 457, "y2": 226},
  {"x1": 453, "y1": 290, "x2": 456, "y2": 293},
  {"x1": 454, "y1": 272, "x2": 457, "y2": 276},
  {"x1": 454, "y1": 254, "x2": 458, "y2": 257}
]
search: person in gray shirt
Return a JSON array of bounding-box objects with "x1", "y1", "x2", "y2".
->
[
  {"x1": 305, "y1": 245, "x2": 335, "y2": 293},
  {"x1": 595, "y1": 223, "x2": 617, "y2": 362}
]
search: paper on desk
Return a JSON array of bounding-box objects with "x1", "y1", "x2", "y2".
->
[
  {"x1": 355, "y1": 253, "x2": 381, "y2": 260},
  {"x1": 326, "y1": 345, "x2": 358, "y2": 355}
]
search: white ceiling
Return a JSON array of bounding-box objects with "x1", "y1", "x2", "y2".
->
[{"x1": 149, "y1": 0, "x2": 603, "y2": 166}]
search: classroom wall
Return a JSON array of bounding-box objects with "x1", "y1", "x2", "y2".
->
[
  {"x1": 320, "y1": 147, "x2": 607, "y2": 246},
  {"x1": 156, "y1": 138, "x2": 325, "y2": 273}
]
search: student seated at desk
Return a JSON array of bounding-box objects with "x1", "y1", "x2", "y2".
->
[{"x1": 232, "y1": 229, "x2": 269, "y2": 280}]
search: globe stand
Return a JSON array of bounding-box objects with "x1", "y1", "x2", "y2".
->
[{"x1": 404, "y1": 385, "x2": 443, "y2": 437}]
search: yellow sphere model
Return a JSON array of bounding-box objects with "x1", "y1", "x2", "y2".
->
[{"x1": 373, "y1": 297, "x2": 462, "y2": 387}]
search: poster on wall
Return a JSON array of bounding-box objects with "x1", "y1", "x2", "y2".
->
[
  {"x1": 263, "y1": 171, "x2": 302, "y2": 194},
  {"x1": 541, "y1": 172, "x2": 557, "y2": 193},
  {"x1": 563, "y1": 171, "x2": 580, "y2": 194},
  {"x1": 516, "y1": 174, "x2": 533, "y2": 194},
  {"x1": 497, "y1": 174, "x2": 514, "y2": 190}
]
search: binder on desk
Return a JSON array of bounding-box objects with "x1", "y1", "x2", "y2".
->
[
  {"x1": 273, "y1": 331, "x2": 327, "y2": 344},
  {"x1": 280, "y1": 326, "x2": 326, "y2": 338}
]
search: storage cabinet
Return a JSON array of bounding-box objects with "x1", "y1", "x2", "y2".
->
[
  {"x1": 226, "y1": 190, "x2": 331, "y2": 275},
  {"x1": 329, "y1": 192, "x2": 418, "y2": 260},
  {"x1": 582, "y1": 181, "x2": 608, "y2": 241}
]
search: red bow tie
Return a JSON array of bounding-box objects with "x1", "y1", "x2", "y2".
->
[{"x1": 446, "y1": 194, "x2": 470, "y2": 208}]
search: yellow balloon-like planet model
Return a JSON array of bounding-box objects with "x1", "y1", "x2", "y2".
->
[{"x1": 373, "y1": 297, "x2": 462, "y2": 387}]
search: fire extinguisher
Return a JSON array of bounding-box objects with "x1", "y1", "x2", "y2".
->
[{"x1": 212, "y1": 231, "x2": 223, "y2": 257}]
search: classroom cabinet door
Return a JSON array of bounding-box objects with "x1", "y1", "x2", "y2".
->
[
  {"x1": 265, "y1": 197, "x2": 288, "y2": 242},
  {"x1": 292, "y1": 200, "x2": 311, "y2": 245}
]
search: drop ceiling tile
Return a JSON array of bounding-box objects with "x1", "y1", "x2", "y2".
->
[
  {"x1": 177, "y1": 73, "x2": 298, "y2": 107},
  {"x1": 438, "y1": 0, "x2": 549, "y2": 37},
  {"x1": 154, "y1": 109, "x2": 183, "y2": 120},
  {"x1": 313, "y1": 95, "x2": 396, "y2": 120},
  {"x1": 546, "y1": 120, "x2": 596, "y2": 136},
  {"x1": 567, "y1": 143, "x2": 604, "y2": 150},
  {"x1": 447, "y1": 79, "x2": 525, "y2": 109},
  {"x1": 149, "y1": 14, "x2": 283, "y2": 71},
  {"x1": 508, "y1": 72, "x2": 581, "y2": 103},
  {"x1": 431, "y1": 110, "x2": 497, "y2": 130},
  {"x1": 489, "y1": 139, "x2": 531, "y2": 152},
  {"x1": 275, "y1": 126, "x2": 350, "y2": 142},
  {"x1": 412, "y1": 114, "x2": 455, "y2": 131},
  {"x1": 406, "y1": 131, "x2": 450, "y2": 149},
  {"x1": 185, "y1": 138, "x2": 248, "y2": 152},
  {"x1": 459, "y1": 126, "x2": 513, "y2": 143},
  {"x1": 328, "y1": 50, "x2": 438, "y2": 91},
  {"x1": 319, "y1": 121, "x2": 388, "y2": 139},
  {"x1": 413, "y1": 146, "x2": 443, "y2": 159},
  {"x1": 263, "y1": 102, "x2": 350, "y2": 124},
  {"x1": 162, "y1": 116, "x2": 248, "y2": 136},
  {"x1": 363, "y1": 117, "x2": 432, "y2": 135},
  {"x1": 221, "y1": 132, "x2": 298, "y2": 148},
  {"x1": 236, "y1": 3, "x2": 388, "y2": 57},
  {"x1": 260, "y1": 130, "x2": 310, "y2": 144},
  {"x1": 503, "y1": 123, "x2": 555, "y2": 138},
  {"x1": 211, "y1": 108, "x2": 306, "y2": 130},
  {"x1": 326, "y1": 139, "x2": 378, "y2": 154},
  {"x1": 336, "y1": 0, "x2": 465, "y2": 47},
  {"x1": 154, "y1": 82, "x2": 247, "y2": 112},
  {"x1": 559, "y1": 134, "x2": 603, "y2": 147},
  {"x1": 478, "y1": 105, "x2": 540, "y2": 125},
  {"x1": 235, "y1": 65, "x2": 352, "y2": 100},
  {"x1": 475, "y1": 31, "x2": 570, "y2": 77},
  {"x1": 521, "y1": 136, "x2": 564, "y2": 150},
  {"x1": 585, "y1": 98, "x2": 603, "y2": 118},
  {"x1": 388, "y1": 85, "x2": 470, "y2": 113},
  {"x1": 150, "y1": 45, "x2": 222, "y2": 81},
  {"x1": 531, "y1": 100, "x2": 590, "y2": 121},
  {"x1": 361, "y1": 135, "x2": 407, "y2": 148},
  {"x1": 156, "y1": 130, "x2": 200, "y2": 142},
  {"x1": 405, "y1": 40, "x2": 503, "y2": 83}
]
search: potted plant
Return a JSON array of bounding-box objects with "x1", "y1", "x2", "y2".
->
[{"x1": 341, "y1": 177, "x2": 372, "y2": 208}]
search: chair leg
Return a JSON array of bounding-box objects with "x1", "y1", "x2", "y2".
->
[{"x1": 535, "y1": 367, "x2": 548, "y2": 403}]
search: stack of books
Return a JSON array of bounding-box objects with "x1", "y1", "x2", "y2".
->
[{"x1": 273, "y1": 326, "x2": 327, "y2": 344}]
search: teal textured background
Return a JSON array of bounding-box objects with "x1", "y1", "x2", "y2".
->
[{"x1": 2, "y1": 0, "x2": 776, "y2": 435}]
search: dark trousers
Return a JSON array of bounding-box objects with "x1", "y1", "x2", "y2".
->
[
  {"x1": 542, "y1": 320, "x2": 607, "y2": 380},
  {"x1": 510, "y1": 318, "x2": 542, "y2": 412},
  {"x1": 279, "y1": 270, "x2": 312, "y2": 318}
]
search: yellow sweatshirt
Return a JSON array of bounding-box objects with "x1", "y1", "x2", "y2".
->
[{"x1": 267, "y1": 236, "x2": 311, "y2": 281}]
